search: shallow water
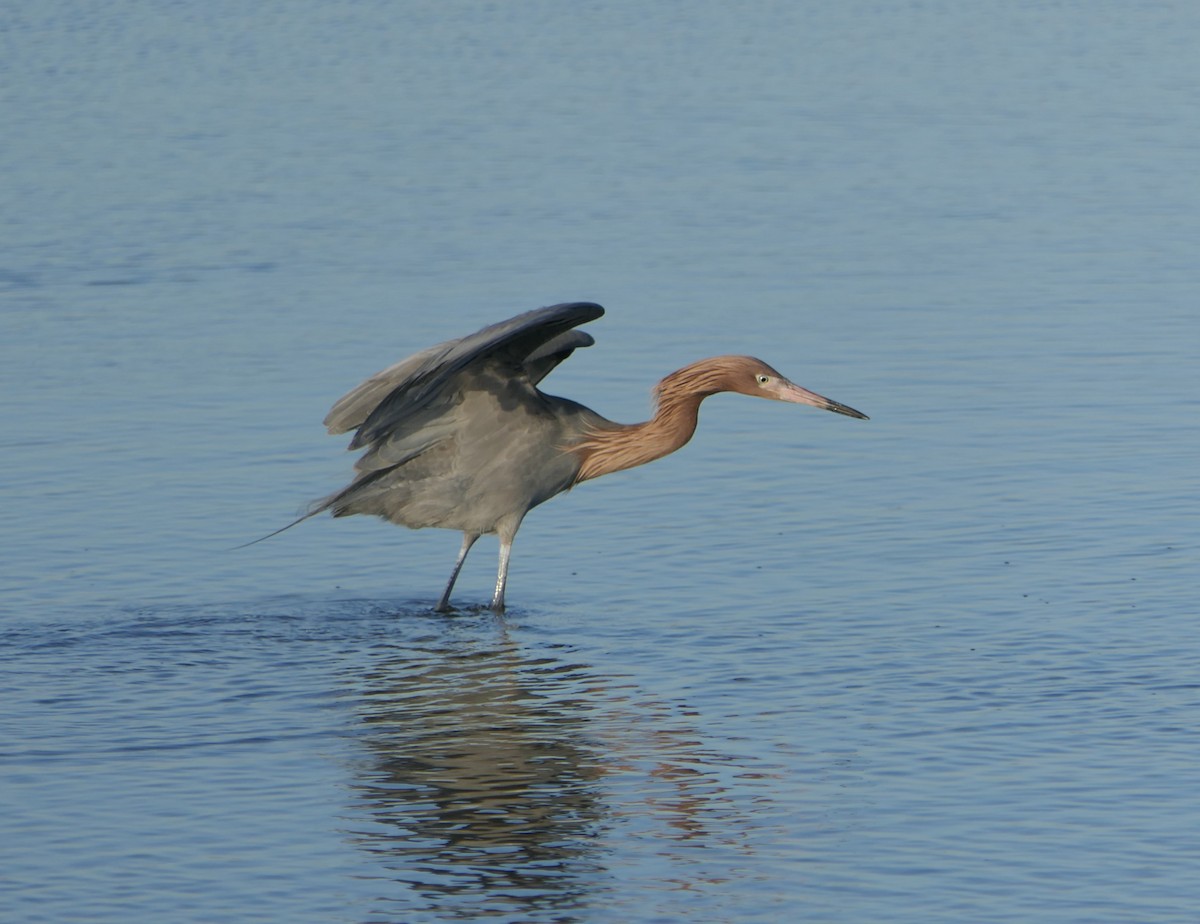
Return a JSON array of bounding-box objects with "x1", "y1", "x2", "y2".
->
[{"x1": 3, "y1": 2, "x2": 1200, "y2": 922}]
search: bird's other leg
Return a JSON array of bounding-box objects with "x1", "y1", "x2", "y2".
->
[
  {"x1": 490, "y1": 516, "x2": 524, "y2": 613},
  {"x1": 490, "y1": 537, "x2": 513, "y2": 613},
  {"x1": 436, "y1": 532, "x2": 479, "y2": 613}
]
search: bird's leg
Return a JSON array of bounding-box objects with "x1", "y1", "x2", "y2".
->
[
  {"x1": 490, "y1": 535, "x2": 514, "y2": 613},
  {"x1": 435, "y1": 532, "x2": 479, "y2": 613},
  {"x1": 489, "y1": 514, "x2": 524, "y2": 613}
]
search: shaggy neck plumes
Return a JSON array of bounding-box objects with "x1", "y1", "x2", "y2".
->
[{"x1": 571, "y1": 358, "x2": 737, "y2": 483}]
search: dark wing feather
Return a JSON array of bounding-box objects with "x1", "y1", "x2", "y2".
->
[
  {"x1": 522, "y1": 329, "x2": 595, "y2": 385},
  {"x1": 345, "y1": 302, "x2": 603, "y2": 449},
  {"x1": 324, "y1": 326, "x2": 596, "y2": 437}
]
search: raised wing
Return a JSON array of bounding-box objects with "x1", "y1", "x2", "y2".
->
[
  {"x1": 327, "y1": 302, "x2": 604, "y2": 450},
  {"x1": 324, "y1": 342, "x2": 449, "y2": 437}
]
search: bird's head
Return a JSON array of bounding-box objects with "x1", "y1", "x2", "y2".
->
[{"x1": 659, "y1": 355, "x2": 869, "y2": 419}]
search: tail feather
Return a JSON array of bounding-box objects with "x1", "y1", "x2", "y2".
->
[
  {"x1": 231, "y1": 496, "x2": 333, "y2": 550},
  {"x1": 233, "y1": 464, "x2": 402, "y2": 550}
]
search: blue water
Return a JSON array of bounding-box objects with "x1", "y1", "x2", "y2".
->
[{"x1": 3, "y1": 2, "x2": 1199, "y2": 921}]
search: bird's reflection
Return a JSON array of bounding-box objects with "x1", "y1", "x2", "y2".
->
[
  {"x1": 344, "y1": 620, "x2": 608, "y2": 914},
  {"x1": 341, "y1": 613, "x2": 762, "y2": 918}
]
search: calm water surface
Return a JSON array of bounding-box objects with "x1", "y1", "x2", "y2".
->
[{"x1": 3, "y1": 2, "x2": 1199, "y2": 922}]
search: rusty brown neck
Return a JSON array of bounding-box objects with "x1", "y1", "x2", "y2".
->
[{"x1": 571, "y1": 361, "x2": 737, "y2": 482}]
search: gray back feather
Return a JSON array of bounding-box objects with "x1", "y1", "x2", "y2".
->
[{"x1": 324, "y1": 302, "x2": 604, "y2": 450}]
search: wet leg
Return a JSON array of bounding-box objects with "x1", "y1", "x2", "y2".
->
[{"x1": 435, "y1": 532, "x2": 478, "y2": 612}]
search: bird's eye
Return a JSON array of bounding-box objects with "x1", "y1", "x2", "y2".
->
[{"x1": 756, "y1": 374, "x2": 771, "y2": 386}]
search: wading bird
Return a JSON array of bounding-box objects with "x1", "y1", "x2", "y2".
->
[{"x1": 274, "y1": 302, "x2": 867, "y2": 612}]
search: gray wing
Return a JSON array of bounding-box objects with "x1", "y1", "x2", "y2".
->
[
  {"x1": 323, "y1": 342, "x2": 450, "y2": 437},
  {"x1": 325, "y1": 302, "x2": 604, "y2": 450}
]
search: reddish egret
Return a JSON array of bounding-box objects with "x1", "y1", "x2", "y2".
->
[{"x1": 279, "y1": 302, "x2": 867, "y2": 611}]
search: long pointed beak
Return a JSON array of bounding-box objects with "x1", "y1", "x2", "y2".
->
[{"x1": 777, "y1": 380, "x2": 869, "y2": 419}]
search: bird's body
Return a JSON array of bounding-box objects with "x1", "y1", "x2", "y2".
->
[
  {"x1": 294, "y1": 302, "x2": 866, "y2": 611},
  {"x1": 325, "y1": 368, "x2": 602, "y2": 534}
]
